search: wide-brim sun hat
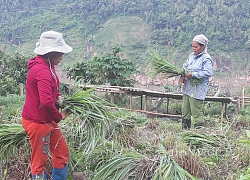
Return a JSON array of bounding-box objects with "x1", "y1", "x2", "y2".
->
[{"x1": 34, "y1": 30, "x2": 73, "y2": 55}]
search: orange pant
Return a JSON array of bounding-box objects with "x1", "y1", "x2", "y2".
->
[{"x1": 22, "y1": 118, "x2": 69, "y2": 175}]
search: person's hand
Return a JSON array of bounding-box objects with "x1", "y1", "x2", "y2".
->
[
  {"x1": 185, "y1": 72, "x2": 192, "y2": 79},
  {"x1": 57, "y1": 96, "x2": 64, "y2": 108},
  {"x1": 178, "y1": 76, "x2": 185, "y2": 85},
  {"x1": 61, "y1": 109, "x2": 70, "y2": 120},
  {"x1": 57, "y1": 95, "x2": 63, "y2": 103}
]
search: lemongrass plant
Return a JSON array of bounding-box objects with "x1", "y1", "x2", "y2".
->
[
  {"x1": 92, "y1": 146, "x2": 200, "y2": 180},
  {"x1": 60, "y1": 87, "x2": 112, "y2": 120},
  {"x1": 181, "y1": 131, "x2": 225, "y2": 148},
  {"x1": 58, "y1": 81, "x2": 117, "y2": 155},
  {"x1": 0, "y1": 123, "x2": 27, "y2": 158}
]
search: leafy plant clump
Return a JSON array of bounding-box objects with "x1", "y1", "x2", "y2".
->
[
  {"x1": 93, "y1": 148, "x2": 199, "y2": 180},
  {"x1": 59, "y1": 87, "x2": 113, "y2": 119},
  {"x1": 65, "y1": 47, "x2": 137, "y2": 87},
  {"x1": 56, "y1": 83, "x2": 117, "y2": 154},
  {"x1": 0, "y1": 51, "x2": 29, "y2": 96},
  {"x1": 181, "y1": 130, "x2": 226, "y2": 149},
  {"x1": 0, "y1": 123, "x2": 27, "y2": 158}
]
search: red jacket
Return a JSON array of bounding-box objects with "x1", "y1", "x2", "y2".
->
[{"x1": 22, "y1": 55, "x2": 62, "y2": 123}]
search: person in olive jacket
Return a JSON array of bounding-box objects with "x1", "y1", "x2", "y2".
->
[{"x1": 178, "y1": 34, "x2": 213, "y2": 129}]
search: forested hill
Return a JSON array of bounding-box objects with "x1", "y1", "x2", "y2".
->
[{"x1": 0, "y1": 0, "x2": 250, "y2": 70}]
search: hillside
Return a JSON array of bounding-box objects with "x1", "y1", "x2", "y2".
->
[
  {"x1": 92, "y1": 16, "x2": 151, "y2": 65},
  {"x1": 0, "y1": 0, "x2": 250, "y2": 75}
]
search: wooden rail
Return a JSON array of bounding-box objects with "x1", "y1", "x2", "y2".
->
[
  {"x1": 20, "y1": 83, "x2": 248, "y2": 119},
  {"x1": 80, "y1": 85, "x2": 236, "y2": 119}
]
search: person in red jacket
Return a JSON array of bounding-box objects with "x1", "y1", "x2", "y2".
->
[{"x1": 21, "y1": 30, "x2": 72, "y2": 180}]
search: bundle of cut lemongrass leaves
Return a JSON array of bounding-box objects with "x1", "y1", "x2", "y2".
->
[
  {"x1": 59, "y1": 87, "x2": 112, "y2": 120},
  {"x1": 57, "y1": 82, "x2": 116, "y2": 153},
  {"x1": 93, "y1": 145, "x2": 199, "y2": 180},
  {"x1": 149, "y1": 50, "x2": 203, "y2": 86},
  {"x1": 57, "y1": 80, "x2": 115, "y2": 120},
  {"x1": 149, "y1": 50, "x2": 185, "y2": 78},
  {"x1": 0, "y1": 123, "x2": 27, "y2": 158}
]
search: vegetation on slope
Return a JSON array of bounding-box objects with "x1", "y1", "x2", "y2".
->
[{"x1": 0, "y1": 0, "x2": 250, "y2": 72}]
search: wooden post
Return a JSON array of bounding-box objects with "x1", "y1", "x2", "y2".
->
[
  {"x1": 166, "y1": 98, "x2": 169, "y2": 114},
  {"x1": 220, "y1": 102, "x2": 225, "y2": 122},
  {"x1": 140, "y1": 95, "x2": 143, "y2": 110},
  {"x1": 144, "y1": 95, "x2": 147, "y2": 111},
  {"x1": 20, "y1": 83, "x2": 24, "y2": 96},
  {"x1": 242, "y1": 86, "x2": 245, "y2": 108},
  {"x1": 110, "y1": 92, "x2": 114, "y2": 104},
  {"x1": 130, "y1": 93, "x2": 133, "y2": 111},
  {"x1": 225, "y1": 103, "x2": 227, "y2": 118},
  {"x1": 68, "y1": 78, "x2": 72, "y2": 94},
  {"x1": 237, "y1": 97, "x2": 240, "y2": 110}
]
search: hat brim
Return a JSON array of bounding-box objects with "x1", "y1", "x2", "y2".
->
[{"x1": 34, "y1": 44, "x2": 73, "y2": 55}]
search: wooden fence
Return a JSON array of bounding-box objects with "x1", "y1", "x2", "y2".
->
[
  {"x1": 239, "y1": 86, "x2": 250, "y2": 108},
  {"x1": 19, "y1": 83, "x2": 250, "y2": 118}
]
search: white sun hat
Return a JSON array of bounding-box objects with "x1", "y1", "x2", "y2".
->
[{"x1": 34, "y1": 30, "x2": 73, "y2": 55}]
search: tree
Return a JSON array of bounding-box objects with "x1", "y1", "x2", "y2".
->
[
  {"x1": 0, "y1": 51, "x2": 28, "y2": 96},
  {"x1": 66, "y1": 47, "x2": 137, "y2": 86}
]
